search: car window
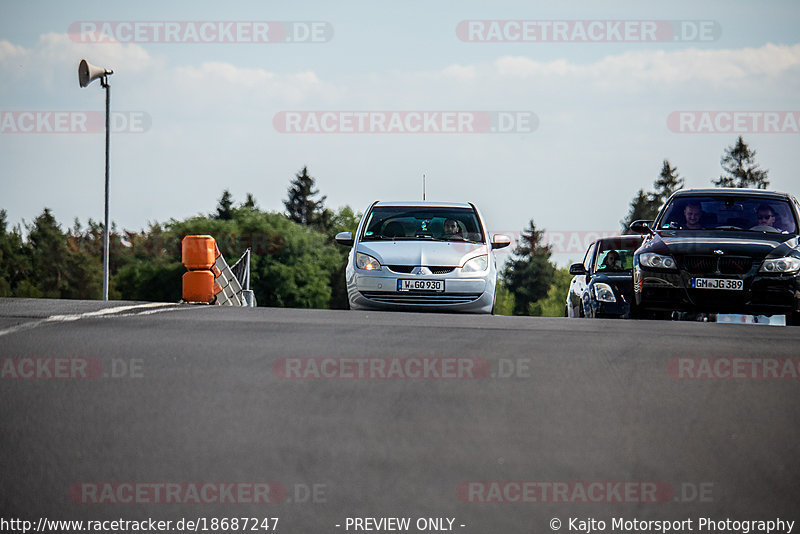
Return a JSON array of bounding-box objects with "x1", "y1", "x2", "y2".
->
[
  {"x1": 361, "y1": 206, "x2": 485, "y2": 242},
  {"x1": 657, "y1": 196, "x2": 798, "y2": 233},
  {"x1": 594, "y1": 248, "x2": 635, "y2": 272},
  {"x1": 583, "y1": 243, "x2": 596, "y2": 271}
]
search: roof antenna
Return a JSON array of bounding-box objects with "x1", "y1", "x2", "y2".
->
[{"x1": 423, "y1": 174, "x2": 426, "y2": 201}]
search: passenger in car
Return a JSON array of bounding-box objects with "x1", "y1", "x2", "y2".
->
[{"x1": 753, "y1": 204, "x2": 777, "y2": 229}]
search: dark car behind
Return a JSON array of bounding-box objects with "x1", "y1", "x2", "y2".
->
[{"x1": 567, "y1": 235, "x2": 644, "y2": 319}]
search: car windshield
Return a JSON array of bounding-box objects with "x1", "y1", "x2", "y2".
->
[
  {"x1": 593, "y1": 240, "x2": 639, "y2": 272},
  {"x1": 656, "y1": 196, "x2": 798, "y2": 234},
  {"x1": 361, "y1": 206, "x2": 484, "y2": 243}
]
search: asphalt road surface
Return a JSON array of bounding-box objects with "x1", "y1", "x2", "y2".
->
[{"x1": 1, "y1": 298, "x2": 799, "y2": 534}]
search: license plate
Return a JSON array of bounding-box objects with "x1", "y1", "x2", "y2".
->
[
  {"x1": 691, "y1": 278, "x2": 743, "y2": 290},
  {"x1": 397, "y1": 279, "x2": 444, "y2": 292}
]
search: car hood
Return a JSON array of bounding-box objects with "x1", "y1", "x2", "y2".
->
[
  {"x1": 592, "y1": 272, "x2": 634, "y2": 290},
  {"x1": 648, "y1": 231, "x2": 799, "y2": 259},
  {"x1": 357, "y1": 240, "x2": 488, "y2": 266}
]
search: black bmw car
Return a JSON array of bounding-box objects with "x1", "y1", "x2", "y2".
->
[
  {"x1": 567, "y1": 235, "x2": 644, "y2": 318},
  {"x1": 631, "y1": 188, "x2": 800, "y2": 325}
]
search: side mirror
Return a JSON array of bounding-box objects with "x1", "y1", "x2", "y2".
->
[
  {"x1": 491, "y1": 234, "x2": 511, "y2": 250},
  {"x1": 569, "y1": 263, "x2": 587, "y2": 275},
  {"x1": 629, "y1": 220, "x2": 654, "y2": 235},
  {"x1": 335, "y1": 231, "x2": 354, "y2": 246}
]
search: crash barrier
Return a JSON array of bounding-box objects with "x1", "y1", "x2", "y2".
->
[{"x1": 181, "y1": 235, "x2": 256, "y2": 306}]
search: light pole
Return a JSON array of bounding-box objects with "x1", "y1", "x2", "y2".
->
[{"x1": 78, "y1": 59, "x2": 113, "y2": 300}]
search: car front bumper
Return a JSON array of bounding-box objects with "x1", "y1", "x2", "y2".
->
[
  {"x1": 347, "y1": 273, "x2": 494, "y2": 313},
  {"x1": 634, "y1": 267, "x2": 800, "y2": 316}
]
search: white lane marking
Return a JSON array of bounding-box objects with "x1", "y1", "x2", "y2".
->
[{"x1": 0, "y1": 302, "x2": 182, "y2": 338}]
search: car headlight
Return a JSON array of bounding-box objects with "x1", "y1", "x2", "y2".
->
[
  {"x1": 462, "y1": 255, "x2": 488, "y2": 273},
  {"x1": 593, "y1": 283, "x2": 616, "y2": 303},
  {"x1": 760, "y1": 257, "x2": 800, "y2": 274},
  {"x1": 639, "y1": 252, "x2": 678, "y2": 270},
  {"x1": 356, "y1": 252, "x2": 381, "y2": 271}
]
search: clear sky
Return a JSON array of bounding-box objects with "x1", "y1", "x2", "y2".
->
[{"x1": 1, "y1": 0, "x2": 799, "y2": 264}]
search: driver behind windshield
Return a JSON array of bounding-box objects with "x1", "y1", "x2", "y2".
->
[
  {"x1": 598, "y1": 250, "x2": 624, "y2": 271},
  {"x1": 443, "y1": 218, "x2": 463, "y2": 239},
  {"x1": 683, "y1": 201, "x2": 704, "y2": 229}
]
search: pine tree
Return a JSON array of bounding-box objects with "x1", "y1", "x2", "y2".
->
[
  {"x1": 242, "y1": 193, "x2": 257, "y2": 210},
  {"x1": 621, "y1": 189, "x2": 659, "y2": 233},
  {"x1": 653, "y1": 159, "x2": 684, "y2": 205},
  {"x1": 215, "y1": 190, "x2": 234, "y2": 220},
  {"x1": 713, "y1": 136, "x2": 769, "y2": 189},
  {"x1": 501, "y1": 219, "x2": 556, "y2": 316},
  {"x1": 25, "y1": 209, "x2": 69, "y2": 298},
  {"x1": 621, "y1": 159, "x2": 683, "y2": 232},
  {"x1": 0, "y1": 210, "x2": 29, "y2": 296},
  {"x1": 284, "y1": 166, "x2": 328, "y2": 229}
]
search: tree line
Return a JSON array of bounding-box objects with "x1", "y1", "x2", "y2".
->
[
  {"x1": 0, "y1": 166, "x2": 358, "y2": 309},
  {"x1": 0, "y1": 136, "x2": 775, "y2": 316},
  {"x1": 621, "y1": 136, "x2": 769, "y2": 229}
]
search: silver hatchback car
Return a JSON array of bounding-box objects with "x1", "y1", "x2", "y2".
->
[{"x1": 335, "y1": 201, "x2": 511, "y2": 313}]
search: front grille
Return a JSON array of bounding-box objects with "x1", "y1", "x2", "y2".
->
[
  {"x1": 684, "y1": 256, "x2": 716, "y2": 273},
  {"x1": 719, "y1": 257, "x2": 753, "y2": 274},
  {"x1": 361, "y1": 292, "x2": 483, "y2": 306},
  {"x1": 683, "y1": 255, "x2": 753, "y2": 275},
  {"x1": 387, "y1": 265, "x2": 455, "y2": 274}
]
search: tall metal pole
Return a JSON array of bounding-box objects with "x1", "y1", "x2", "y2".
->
[
  {"x1": 102, "y1": 77, "x2": 110, "y2": 301},
  {"x1": 79, "y1": 60, "x2": 113, "y2": 300}
]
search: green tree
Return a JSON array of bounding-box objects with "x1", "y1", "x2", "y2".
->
[
  {"x1": 0, "y1": 210, "x2": 29, "y2": 297},
  {"x1": 713, "y1": 136, "x2": 769, "y2": 189},
  {"x1": 621, "y1": 189, "x2": 658, "y2": 233},
  {"x1": 621, "y1": 159, "x2": 683, "y2": 232},
  {"x1": 327, "y1": 206, "x2": 362, "y2": 309},
  {"x1": 284, "y1": 166, "x2": 328, "y2": 229},
  {"x1": 491, "y1": 281, "x2": 515, "y2": 316},
  {"x1": 529, "y1": 267, "x2": 572, "y2": 317},
  {"x1": 25, "y1": 209, "x2": 70, "y2": 298},
  {"x1": 214, "y1": 189, "x2": 234, "y2": 220},
  {"x1": 241, "y1": 193, "x2": 258, "y2": 210},
  {"x1": 501, "y1": 219, "x2": 556, "y2": 316},
  {"x1": 167, "y1": 208, "x2": 343, "y2": 309},
  {"x1": 653, "y1": 159, "x2": 684, "y2": 205}
]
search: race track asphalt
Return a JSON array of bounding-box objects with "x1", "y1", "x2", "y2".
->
[{"x1": 1, "y1": 298, "x2": 799, "y2": 533}]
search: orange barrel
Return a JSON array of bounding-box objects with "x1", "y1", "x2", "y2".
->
[
  {"x1": 182, "y1": 270, "x2": 215, "y2": 304},
  {"x1": 182, "y1": 235, "x2": 217, "y2": 270}
]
